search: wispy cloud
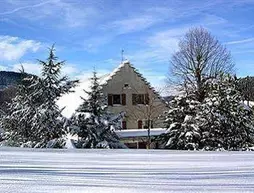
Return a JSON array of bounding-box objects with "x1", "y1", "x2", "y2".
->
[
  {"x1": 201, "y1": 14, "x2": 228, "y2": 25},
  {"x1": 226, "y1": 38, "x2": 254, "y2": 45},
  {"x1": 0, "y1": 35, "x2": 41, "y2": 61},
  {"x1": 55, "y1": 1, "x2": 99, "y2": 28},
  {"x1": 0, "y1": 0, "x2": 53, "y2": 15},
  {"x1": 107, "y1": 16, "x2": 160, "y2": 34},
  {"x1": 102, "y1": 7, "x2": 173, "y2": 35},
  {"x1": 126, "y1": 27, "x2": 189, "y2": 67},
  {"x1": 1, "y1": 0, "x2": 100, "y2": 28},
  {"x1": 232, "y1": 49, "x2": 254, "y2": 54}
]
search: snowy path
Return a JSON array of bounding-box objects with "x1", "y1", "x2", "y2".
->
[{"x1": 0, "y1": 148, "x2": 254, "y2": 193}]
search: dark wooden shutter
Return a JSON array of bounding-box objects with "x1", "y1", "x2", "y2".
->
[
  {"x1": 108, "y1": 94, "x2": 113, "y2": 106},
  {"x1": 145, "y1": 94, "x2": 149, "y2": 104},
  {"x1": 138, "y1": 120, "x2": 143, "y2": 129},
  {"x1": 132, "y1": 94, "x2": 136, "y2": 105},
  {"x1": 122, "y1": 121, "x2": 127, "y2": 129},
  {"x1": 122, "y1": 94, "x2": 126, "y2": 105}
]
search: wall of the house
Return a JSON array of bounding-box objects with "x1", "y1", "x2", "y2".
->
[{"x1": 101, "y1": 63, "x2": 169, "y2": 129}]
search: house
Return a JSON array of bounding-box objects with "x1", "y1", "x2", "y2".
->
[
  {"x1": 58, "y1": 60, "x2": 169, "y2": 148},
  {"x1": 100, "y1": 61, "x2": 168, "y2": 129}
]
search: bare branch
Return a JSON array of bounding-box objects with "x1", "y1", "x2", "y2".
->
[{"x1": 168, "y1": 27, "x2": 234, "y2": 102}]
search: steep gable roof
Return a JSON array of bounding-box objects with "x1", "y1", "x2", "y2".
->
[
  {"x1": 57, "y1": 61, "x2": 166, "y2": 118},
  {"x1": 100, "y1": 60, "x2": 165, "y2": 102}
]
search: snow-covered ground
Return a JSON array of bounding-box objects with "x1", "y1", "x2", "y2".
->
[{"x1": 1, "y1": 148, "x2": 254, "y2": 193}]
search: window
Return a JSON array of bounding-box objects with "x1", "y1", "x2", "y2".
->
[
  {"x1": 137, "y1": 94, "x2": 145, "y2": 104},
  {"x1": 122, "y1": 121, "x2": 127, "y2": 129},
  {"x1": 113, "y1": 94, "x2": 121, "y2": 104},
  {"x1": 138, "y1": 120, "x2": 143, "y2": 129},
  {"x1": 132, "y1": 94, "x2": 149, "y2": 105},
  {"x1": 108, "y1": 94, "x2": 126, "y2": 106}
]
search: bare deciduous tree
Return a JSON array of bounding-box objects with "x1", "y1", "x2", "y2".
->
[
  {"x1": 127, "y1": 87, "x2": 167, "y2": 149},
  {"x1": 170, "y1": 27, "x2": 234, "y2": 102}
]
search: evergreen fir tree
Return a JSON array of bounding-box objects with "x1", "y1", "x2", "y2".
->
[
  {"x1": 30, "y1": 46, "x2": 78, "y2": 147},
  {"x1": 0, "y1": 46, "x2": 78, "y2": 148},
  {"x1": 198, "y1": 75, "x2": 254, "y2": 150},
  {"x1": 158, "y1": 94, "x2": 201, "y2": 150},
  {"x1": 0, "y1": 72, "x2": 41, "y2": 146},
  {"x1": 160, "y1": 74, "x2": 254, "y2": 150},
  {"x1": 71, "y1": 71, "x2": 125, "y2": 149}
]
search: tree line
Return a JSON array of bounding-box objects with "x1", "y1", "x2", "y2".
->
[
  {"x1": 0, "y1": 46, "x2": 125, "y2": 148},
  {"x1": 159, "y1": 27, "x2": 254, "y2": 150},
  {"x1": 0, "y1": 27, "x2": 254, "y2": 150}
]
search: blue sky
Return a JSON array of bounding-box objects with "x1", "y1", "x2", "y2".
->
[{"x1": 0, "y1": 0, "x2": 254, "y2": 88}]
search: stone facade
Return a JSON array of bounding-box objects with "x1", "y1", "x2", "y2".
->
[{"x1": 101, "y1": 61, "x2": 169, "y2": 130}]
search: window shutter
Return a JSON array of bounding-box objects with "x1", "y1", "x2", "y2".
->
[
  {"x1": 122, "y1": 121, "x2": 127, "y2": 129},
  {"x1": 122, "y1": 94, "x2": 126, "y2": 105},
  {"x1": 138, "y1": 120, "x2": 143, "y2": 129},
  {"x1": 132, "y1": 94, "x2": 136, "y2": 105},
  {"x1": 145, "y1": 94, "x2": 149, "y2": 104},
  {"x1": 108, "y1": 94, "x2": 113, "y2": 106}
]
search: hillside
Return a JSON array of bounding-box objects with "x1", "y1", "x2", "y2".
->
[
  {"x1": 0, "y1": 71, "x2": 26, "y2": 112},
  {"x1": 0, "y1": 71, "x2": 24, "y2": 90}
]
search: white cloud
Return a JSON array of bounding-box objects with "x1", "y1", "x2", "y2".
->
[
  {"x1": 226, "y1": 38, "x2": 254, "y2": 45},
  {"x1": 2, "y1": 0, "x2": 100, "y2": 28},
  {"x1": 146, "y1": 28, "x2": 186, "y2": 53},
  {"x1": 62, "y1": 65, "x2": 79, "y2": 76},
  {"x1": 11, "y1": 62, "x2": 83, "y2": 78},
  {"x1": 102, "y1": 7, "x2": 174, "y2": 35},
  {"x1": 125, "y1": 27, "x2": 189, "y2": 67},
  {"x1": 12, "y1": 62, "x2": 41, "y2": 75},
  {"x1": 108, "y1": 16, "x2": 160, "y2": 34},
  {"x1": 0, "y1": 65, "x2": 8, "y2": 71},
  {"x1": 0, "y1": 0, "x2": 53, "y2": 15},
  {"x1": 10, "y1": 60, "x2": 109, "y2": 81},
  {"x1": 83, "y1": 36, "x2": 114, "y2": 52},
  {"x1": 62, "y1": 4, "x2": 98, "y2": 28},
  {"x1": 0, "y1": 35, "x2": 41, "y2": 61},
  {"x1": 202, "y1": 14, "x2": 227, "y2": 25}
]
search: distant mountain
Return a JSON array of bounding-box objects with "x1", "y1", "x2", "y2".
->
[
  {"x1": 0, "y1": 71, "x2": 24, "y2": 90},
  {"x1": 163, "y1": 95, "x2": 175, "y2": 102},
  {"x1": 0, "y1": 71, "x2": 27, "y2": 113}
]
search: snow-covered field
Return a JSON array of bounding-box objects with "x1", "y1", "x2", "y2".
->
[{"x1": 1, "y1": 148, "x2": 254, "y2": 193}]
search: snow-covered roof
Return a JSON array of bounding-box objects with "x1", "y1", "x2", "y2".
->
[
  {"x1": 57, "y1": 62, "x2": 128, "y2": 118},
  {"x1": 115, "y1": 128, "x2": 166, "y2": 138},
  {"x1": 100, "y1": 61, "x2": 128, "y2": 86},
  {"x1": 57, "y1": 77, "x2": 91, "y2": 118}
]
